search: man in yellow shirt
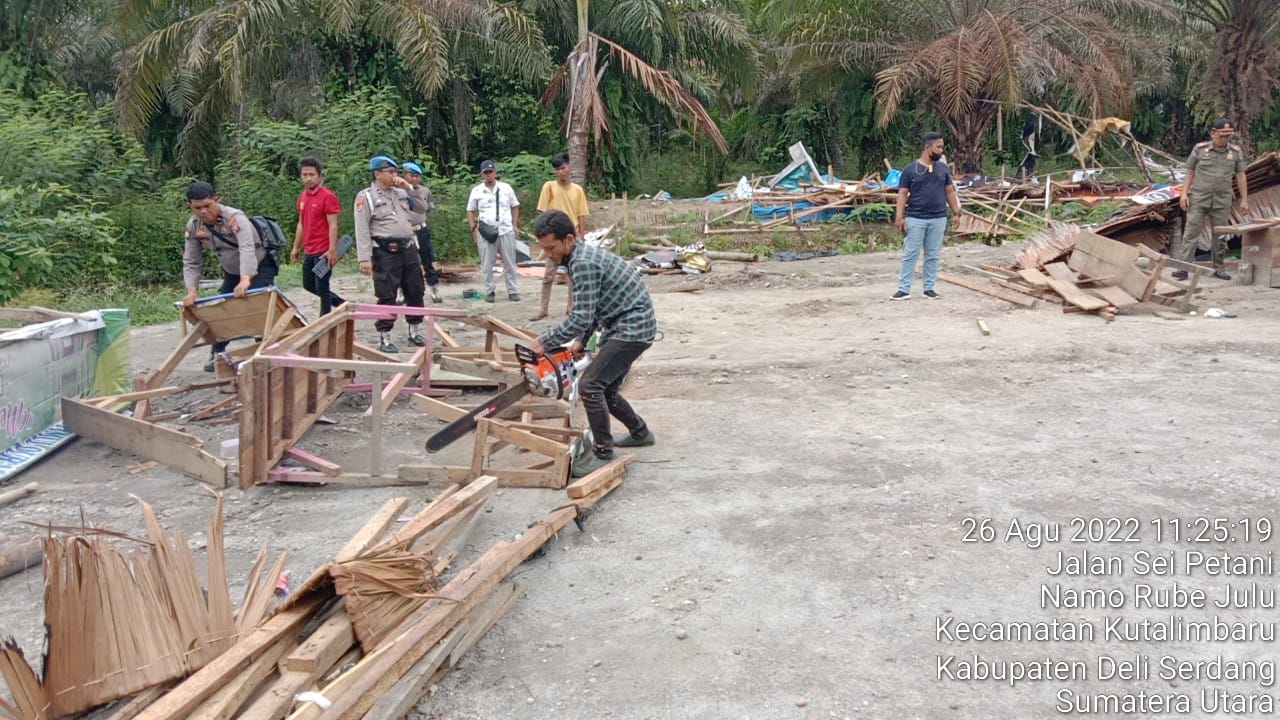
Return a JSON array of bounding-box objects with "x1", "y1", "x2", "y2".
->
[{"x1": 532, "y1": 154, "x2": 589, "y2": 320}]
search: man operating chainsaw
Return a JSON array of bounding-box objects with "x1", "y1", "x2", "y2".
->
[{"x1": 529, "y1": 209, "x2": 657, "y2": 478}]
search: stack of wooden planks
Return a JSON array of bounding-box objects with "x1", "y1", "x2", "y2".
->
[{"x1": 0, "y1": 461, "x2": 630, "y2": 720}]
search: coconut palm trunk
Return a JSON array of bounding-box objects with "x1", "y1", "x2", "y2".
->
[{"x1": 549, "y1": 0, "x2": 730, "y2": 188}]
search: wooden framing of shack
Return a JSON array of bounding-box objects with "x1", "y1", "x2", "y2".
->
[{"x1": 55, "y1": 286, "x2": 595, "y2": 493}]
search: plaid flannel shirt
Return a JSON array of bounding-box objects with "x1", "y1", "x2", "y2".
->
[{"x1": 538, "y1": 243, "x2": 656, "y2": 348}]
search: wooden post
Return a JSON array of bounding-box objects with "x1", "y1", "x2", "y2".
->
[
  {"x1": 622, "y1": 191, "x2": 629, "y2": 246},
  {"x1": 371, "y1": 372, "x2": 383, "y2": 477}
]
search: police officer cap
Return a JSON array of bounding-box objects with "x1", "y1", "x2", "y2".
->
[
  {"x1": 369, "y1": 155, "x2": 398, "y2": 171},
  {"x1": 402, "y1": 162, "x2": 424, "y2": 175},
  {"x1": 480, "y1": 159, "x2": 497, "y2": 173},
  {"x1": 1212, "y1": 118, "x2": 1235, "y2": 130}
]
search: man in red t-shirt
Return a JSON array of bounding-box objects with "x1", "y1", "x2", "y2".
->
[{"x1": 290, "y1": 156, "x2": 345, "y2": 314}]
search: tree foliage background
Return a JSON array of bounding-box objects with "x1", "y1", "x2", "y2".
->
[{"x1": 1, "y1": 0, "x2": 1279, "y2": 304}]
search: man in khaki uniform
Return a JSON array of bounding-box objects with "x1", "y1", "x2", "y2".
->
[
  {"x1": 354, "y1": 155, "x2": 426, "y2": 353},
  {"x1": 400, "y1": 161, "x2": 442, "y2": 304},
  {"x1": 1173, "y1": 118, "x2": 1250, "y2": 280},
  {"x1": 182, "y1": 181, "x2": 278, "y2": 371}
]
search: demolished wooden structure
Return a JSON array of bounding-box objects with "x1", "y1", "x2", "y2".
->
[
  {"x1": 59, "y1": 287, "x2": 597, "y2": 493},
  {"x1": 1216, "y1": 218, "x2": 1280, "y2": 287},
  {"x1": 943, "y1": 229, "x2": 1211, "y2": 318},
  {"x1": 1, "y1": 456, "x2": 631, "y2": 719},
  {"x1": 1096, "y1": 152, "x2": 1280, "y2": 252}
]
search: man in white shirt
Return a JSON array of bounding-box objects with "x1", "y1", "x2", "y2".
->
[{"x1": 466, "y1": 159, "x2": 521, "y2": 302}]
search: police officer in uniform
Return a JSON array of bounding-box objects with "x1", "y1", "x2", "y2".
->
[
  {"x1": 1173, "y1": 118, "x2": 1250, "y2": 281},
  {"x1": 401, "y1": 161, "x2": 443, "y2": 304},
  {"x1": 354, "y1": 156, "x2": 427, "y2": 353},
  {"x1": 182, "y1": 181, "x2": 279, "y2": 372}
]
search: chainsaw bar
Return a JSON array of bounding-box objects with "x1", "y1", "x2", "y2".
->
[{"x1": 424, "y1": 381, "x2": 530, "y2": 453}]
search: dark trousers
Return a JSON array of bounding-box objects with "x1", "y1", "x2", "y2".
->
[
  {"x1": 212, "y1": 256, "x2": 279, "y2": 353},
  {"x1": 302, "y1": 253, "x2": 345, "y2": 315},
  {"x1": 372, "y1": 246, "x2": 425, "y2": 332},
  {"x1": 415, "y1": 226, "x2": 440, "y2": 287},
  {"x1": 580, "y1": 338, "x2": 650, "y2": 458}
]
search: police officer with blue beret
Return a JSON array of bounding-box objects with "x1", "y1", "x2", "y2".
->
[
  {"x1": 400, "y1": 161, "x2": 442, "y2": 304},
  {"x1": 354, "y1": 156, "x2": 427, "y2": 353}
]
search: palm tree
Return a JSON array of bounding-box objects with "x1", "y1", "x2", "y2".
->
[
  {"x1": 782, "y1": 0, "x2": 1174, "y2": 173},
  {"x1": 114, "y1": 0, "x2": 550, "y2": 170},
  {"x1": 534, "y1": 0, "x2": 755, "y2": 185},
  {"x1": 1181, "y1": 0, "x2": 1280, "y2": 151}
]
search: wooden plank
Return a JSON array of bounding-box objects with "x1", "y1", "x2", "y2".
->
[
  {"x1": 566, "y1": 455, "x2": 634, "y2": 499},
  {"x1": 1042, "y1": 263, "x2": 1110, "y2": 311},
  {"x1": 283, "y1": 448, "x2": 342, "y2": 477},
  {"x1": 351, "y1": 342, "x2": 399, "y2": 363},
  {"x1": 572, "y1": 473, "x2": 623, "y2": 510},
  {"x1": 146, "y1": 321, "x2": 210, "y2": 390},
  {"x1": 1016, "y1": 268, "x2": 1051, "y2": 287},
  {"x1": 992, "y1": 278, "x2": 1058, "y2": 302},
  {"x1": 368, "y1": 476, "x2": 496, "y2": 554},
  {"x1": 93, "y1": 386, "x2": 184, "y2": 405},
  {"x1": 398, "y1": 465, "x2": 564, "y2": 488},
  {"x1": 337, "y1": 497, "x2": 412, "y2": 560},
  {"x1": 1070, "y1": 231, "x2": 1139, "y2": 280},
  {"x1": 1088, "y1": 285, "x2": 1140, "y2": 308},
  {"x1": 102, "y1": 685, "x2": 171, "y2": 720},
  {"x1": 1042, "y1": 261, "x2": 1079, "y2": 284},
  {"x1": 0, "y1": 482, "x2": 39, "y2": 509},
  {"x1": 498, "y1": 422, "x2": 583, "y2": 439},
  {"x1": 301, "y1": 507, "x2": 580, "y2": 720},
  {"x1": 187, "y1": 634, "x2": 296, "y2": 720},
  {"x1": 284, "y1": 611, "x2": 355, "y2": 673},
  {"x1": 432, "y1": 321, "x2": 459, "y2": 348},
  {"x1": 132, "y1": 597, "x2": 324, "y2": 720},
  {"x1": 481, "y1": 419, "x2": 569, "y2": 459},
  {"x1": 189, "y1": 395, "x2": 240, "y2": 422},
  {"x1": 267, "y1": 470, "x2": 436, "y2": 486},
  {"x1": 409, "y1": 393, "x2": 468, "y2": 422},
  {"x1": 437, "y1": 355, "x2": 523, "y2": 385},
  {"x1": 362, "y1": 580, "x2": 522, "y2": 720},
  {"x1": 61, "y1": 398, "x2": 228, "y2": 487},
  {"x1": 936, "y1": 272, "x2": 1038, "y2": 307},
  {"x1": 264, "y1": 356, "x2": 417, "y2": 375},
  {"x1": 357, "y1": 623, "x2": 469, "y2": 720}
]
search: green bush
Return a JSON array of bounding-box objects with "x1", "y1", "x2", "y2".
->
[{"x1": 0, "y1": 184, "x2": 117, "y2": 303}]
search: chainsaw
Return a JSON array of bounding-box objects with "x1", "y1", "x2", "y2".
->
[{"x1": 424, "y1": 343, "x2": 592, "y2": 453}]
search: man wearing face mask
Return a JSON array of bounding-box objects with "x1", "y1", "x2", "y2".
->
[{"x1": 892, "y1": 132, "x2": 961, "y2": 300}]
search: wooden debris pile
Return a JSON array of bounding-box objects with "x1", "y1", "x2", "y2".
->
[
  {"x1": 1097, "y1": 152, "x2": 1280, "y2": 251},
  {"x1": 1217, "y1": 218, "x2": 1280, "y2": 287},
  {"x1": 56, "y1": 291, "x2": 599, "y2": 495},
  {"x1": 941, "y1": 229, "x2": 1213, "y2": 319},
  {"x1": 1, "y1": 461, "x2": 630, "y2": 719}
]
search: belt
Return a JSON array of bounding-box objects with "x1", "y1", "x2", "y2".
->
[
  {"x1": 373, "y1": 236, "x2": 413, "y2": 242},
  {"x1": 412, "y1": 223, "x2": 427, "y2": 232}
]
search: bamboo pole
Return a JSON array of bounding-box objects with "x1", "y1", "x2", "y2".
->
[{"x1": 0, "y1": 482, "x2": 39, "y2": 508}]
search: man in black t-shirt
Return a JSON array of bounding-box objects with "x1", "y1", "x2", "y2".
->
[{"x1": 892, "y1": 132, "x2": 962, "y2": 300}]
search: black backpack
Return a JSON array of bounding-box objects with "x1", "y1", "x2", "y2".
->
[
  {"x1": 206, "y1": 215, "x2": 287, "y2": 262},
  {"x1": 248, "y1": 216, "x2": 288, "y2": 260}
]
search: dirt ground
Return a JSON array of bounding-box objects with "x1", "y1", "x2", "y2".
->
[{"x1": 2, "y1": 238, "x2": 1279, "y2": 719}]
